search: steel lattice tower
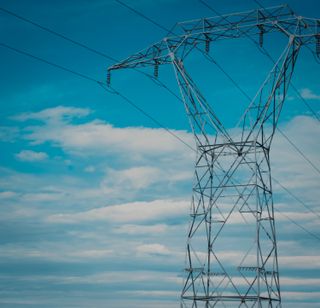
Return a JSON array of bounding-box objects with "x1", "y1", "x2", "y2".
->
[{"x1": 108, "y1": 4, "x2": 320, "y2": 307}]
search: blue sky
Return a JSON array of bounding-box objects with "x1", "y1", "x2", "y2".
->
[{"x1": 0, "y1": 0, "x2": 319, "y2": 307}]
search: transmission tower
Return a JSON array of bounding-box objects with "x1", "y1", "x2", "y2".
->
[{"x1": 108, "y1": 4, "x2": 320, "y2": 307}]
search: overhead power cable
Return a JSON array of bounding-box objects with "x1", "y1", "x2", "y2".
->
[
  {"x1": 198, "y1": 0, "x2": 320, "y2": 122},
  {"x1": 2, "y1": 2, "x2": 317, "y2": 170},
  {"x1": 115, "y1": 0, "x2": 319, "y2": 176},
  {"x1": 115, "y1": 0, "x2": 173, "y2": 34},
  {"x1": 99, "y1": 84, "x2": 196, "y2": 152},
  {"x1": 248, "y1": 0, "x2": 320, "y2": 121},
  {"x1": 115, "y1": 0, "x2": 320, "y2": 179},
  {"x1": 0, "y1": 42, "x2": 195, "y2": 153},
  {"x1": 0, "y1": 5, "x2": 182, "y2": 103},
  {"x1": 2, "y1": 2, "x2": 317, "y2": 175},
  {"x1": 275, "y1": 208, "x2": 320, "y2": 241},
  {"x1": 277, "y1": 128, "x2": 320, "y2": 175},
  {"x1": 1, "y1": 3, "x2": 318, "y2": 240},
  {"x1": 0, "y1": 42, "x2": 104, "y2": 85},
  {"x1": 118, "y1": 0, "x2": 319, "y2": 171},
  {"x1": 196, "y1": 0, "x2": 320, "y2": 177},
  {"x1": 113, "y1": 0, "x2": 320, "y2": 240},
  {"x1": 197, "y1": 45, "x2": 320, "y2": 177},
  {"x1": 272, "y1": 177, "x2": 320, "y2": 220},
  {"x1": 0, "y1": 6, "x2": 116, "y2": 62}
]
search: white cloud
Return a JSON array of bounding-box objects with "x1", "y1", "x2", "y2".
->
[
  {"x1": 100, "y1": 166, "x2": 192, "y2": 197},
  {"x1": 12, "y1": 105, "x2": 91, "y2": 122},
  {"x1": 46, "y1": 199, "x2": 188, "y2": 224},
  {"x1": 119, "y1": 290, "x2": 178, "y2": 298},
  {"x1": 280, "y1": 277, "x2": 320, "y2": 287},
  {"x1": 23, "y1": 192, "x2": 65, "y2": 202},
  {"x1": 61, "y1": 270, "x2": 180, "y2": 285},
  {"x1": 31, "y1": 120, "x2": 192, "y2": 157},
  {"x1": 114, "y1": 224, "x2": 169, "y2": 235},
  {"x1": 15, "y1": 150, "x2": 48, "y2": 162},
  {"x1": 102, "y1": 166, "x2": 163, "y2": 191},
  {"x1": 0, "y1": 191, "x2": 17, "y2": 199},
  {"x1": 281, "y1": 291, "x2": 320, "y2": 301},
  {"x1": 279, "y1": 255, "x2": 320, "y2": 269},
  {"x1": 13, "y1": 106, "x2": 194, "y2": 159},
  {"x1": 136, "y1": 243, "x2": 171, "y2": 256},
  {"x1": 84, "y1": 165, "x2": 96, "y2": 173},
  {"x1": 0, "y1": 245, "x2": 114, "y2": 262},
  {"x1": 300, "y1": 88, "x2": 320, "y2": 100}
]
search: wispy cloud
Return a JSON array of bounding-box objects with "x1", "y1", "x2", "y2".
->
[
  {"x1": 136, "y1": 243, "x2": 171, "y2": 256},
  {"x1": 12, "y1": 105, "x2": 91, "y2": 122},
  {"x1": 12, "y1": 106, "x2": 194, "y2": 158},
  {"x1": 0, "y1": 126, "x2": 19, "y2": 142},
  {"x1": 300, "y1": 88, "x2": 320, "y2": 100},
  {"x1": 15, "y1": 150, "x2": 48, "y2": 162},
  {"x1": 46, "y1": 199, "x2": 188, "y2": 224}
]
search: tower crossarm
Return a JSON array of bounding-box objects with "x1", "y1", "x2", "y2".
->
[{"x1": 108, "y1": 4, "x2": 319, "y2": 73}]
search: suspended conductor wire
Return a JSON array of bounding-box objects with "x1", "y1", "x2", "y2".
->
[
  {"x1": 272, "y1": 177, "x2": 320, "y2": 220},
  {"x1": 196, "y1": 46, "x2": 320, "y2": 179},
  {"x1": 250, "y1": 0, "x2": 320, "y2": 121},
  {"x1": 1, "y1": 5, "x2": 319, "y2": 241},
  {"x1": 99, "y1": 84, "x2": 196, "y2": 152},
  {"x1": 116, "y1": 0, "x2": 320, "y2": 181},
  {"x1": 0, "y1": 5, "x2": 182, "y2": 104},
  {"x1": 0, "y1": 6, "x2": 116, "y2": 62},
  {"x1": 0, "y1": 41, "x2": 196, "y2": 153},
  {"x1": 111, "y1": 0, "x2": 320, "y2": 239},
  {"x1": 275, "y1": 208, "x2": 320, "y2": 241},
  {"x1": 118, "y1": 0, "x2": 320, "y2": 187},
  {"x1": 115, "y1": 0, "x2": 173, "y2": 34},
  {"x1": 198, "y1": 0, "x2": 320, "y2": 122},
  {"x1": 3, "y1": 2, "x2": 316, "y2": 164},
  {"x1": 0, "y1": 4, "x2": 189, "y2": 149},
  {"x1": 0, "y1": 42, "x2": 105, "y2": 85},
  {"x1": 277, "y1": 128, "x2": 320, "y2": 175},
  {"x1": 116, "y1": 0, "x2": 320, "y2": 175},
  {"x1": 195, "y1": 1, "x2": 320, "y2": 176}
]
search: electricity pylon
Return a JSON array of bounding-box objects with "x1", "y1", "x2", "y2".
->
[{"x1": 108, "y1": 4, "x2": 320, "y2": 307}]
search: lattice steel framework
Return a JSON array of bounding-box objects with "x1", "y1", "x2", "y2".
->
[{"x1": 108, "y1": 4, "x2": 320, "y2": 307}]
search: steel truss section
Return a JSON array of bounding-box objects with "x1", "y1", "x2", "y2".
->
[{"x1": 108, "y1": 4, "x2": 319, "y2": 308}]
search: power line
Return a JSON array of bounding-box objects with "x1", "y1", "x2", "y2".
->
[
  {"x1": 0, "y1": 3, "x2": 190, "y2": 150},
  {"x1": 99, "y1": 84, "x2": 196, "y2": 152},
  {"x1": 275, "y1": 208, "x2": 320, "y2": 241},
  {"x1": 0, "y1": 41, "x2": 195, "y2": 153},
  {"x1": 272, "y1": 177, "x2": 320, "y2": 220},
  {"x1": 0, "y1": 42, "x2": 104, "y2": 85},
  {"x1": 291, "y1": 84, "x2": 320, "y2": 122},
  {"x1": 120, "y1": 0, "x2": 320, "y2": 182},
  {"x1": 3, "y1": 1, "x2": 317, "y2": 173},
  {"x1": 0, "y1": 5, "x2": 182, "y2": 103},
  {"x1": 115, "y1": 0, "x2": 173, "y2": 34},
  {"x1": 196, "y1": 0, "x2": 320, "y2": 176},
  {"x1": 117, "y1": 0, "x2": 320, "y2": 175},
  {"x1": 198, "y1": 0, "x2": 320, "y2": 121},
  {"x1": 1, "y1": 4, "x2": 318, "y2": 242},
  {"x1": 0, "y1": 6, "x2": 117, "y2": 62},
  {"x1": 277, "y1": 128, "x2": 320, "y2": 175},
  {"x1": 249, "y1": 0, "x2": 320, "y2": 121},
  {"x1": 111, "y1": 0, "x2": 320, "y2": 241},
  {"x1": 199, "y1": 46, "x2": 320, "y2": 177}
]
